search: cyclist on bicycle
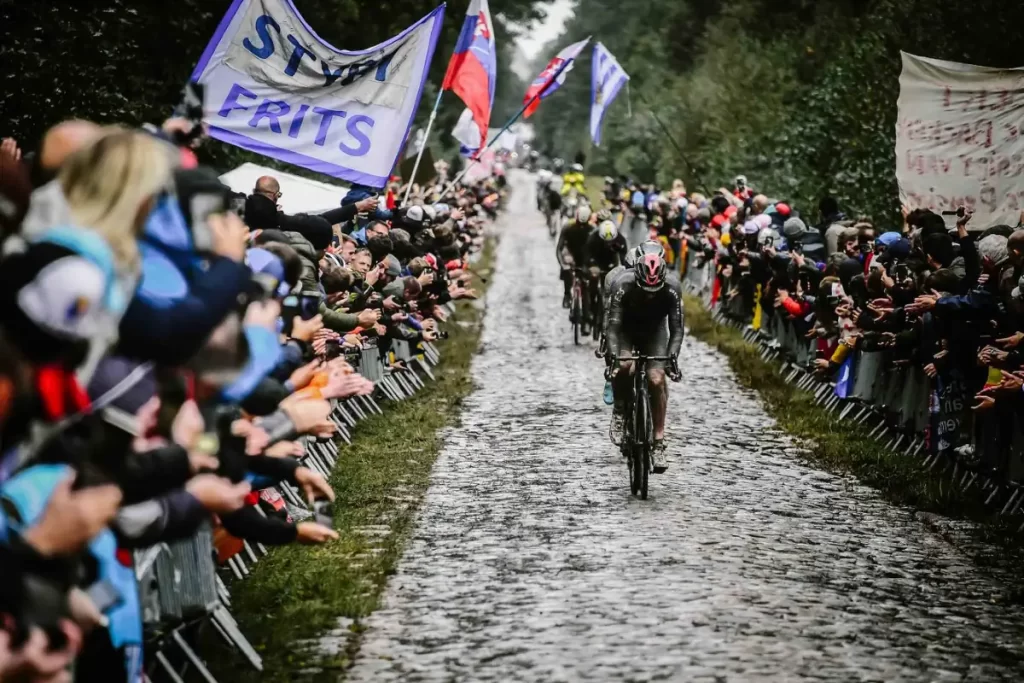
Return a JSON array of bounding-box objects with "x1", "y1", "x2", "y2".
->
[
  {"x1": 536, "y1": 169, "x2": 553, "y2": 211},
  {"x1": 599, "y1": 241, "x2": 666, "y2": 402},
  {"x1": 561, "y1": 162, "x2": 587, "y2": 198},
  {"x1": 605, "y1": 243, "x2": 683, "y2": 473},
  {"x1": 556, "y1": 204, "x2": 596, "y2": 330},
  {"x1": 584, "y1": 216, "x2": 628, "y2": 286}
]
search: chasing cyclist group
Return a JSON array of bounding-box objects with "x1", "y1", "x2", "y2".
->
[{"x1": 532, "y1": 158, "x2": 684, "y2": 473}]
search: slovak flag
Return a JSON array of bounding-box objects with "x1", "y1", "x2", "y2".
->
[
  {"x1": 442, "y1": 0, "x2": 497, "y2": 152},
  {"x1": 523, "y1": 37, "x2": 591, "y2": 118}
]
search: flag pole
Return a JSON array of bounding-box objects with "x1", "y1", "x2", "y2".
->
[
  {"x1": 402, "y1": 90, "x2": 444, "y2": 204},
  {"x1": 638, "y1": 93, "x2": 710, "y2": 195},
  {"x1": 438, "y1": 41, "x2": 588, "y2": 200},
  {"x1": 437, "y1": 89, "x2": 539, "y2": 200}
]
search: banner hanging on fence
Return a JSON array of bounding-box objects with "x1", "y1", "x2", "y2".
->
[
  {"x1": 589, "y1": 42, "x2": 628, "y2": 146},
  {"x1": 191, "y1": 0, "x2": 445, "y2": 188},
  {"x1": 896, "y1": 51, "x2": 1024, "y2": 229}
]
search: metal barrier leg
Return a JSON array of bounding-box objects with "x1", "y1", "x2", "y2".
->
[
  {"x1": 346, "y1": 398, "x2": 367, "y2": 422},
  {"x1": 415, "y1": 356, "x2": 437, "y2": 382},
  {"x1": 404, "y1": 368, "x2": 425, "y2": 391},
  {"x1": 172, "y1": 629, "x2": 219, "y2": 683},
  {"x1": 212, "y1": 604, "x2": 263, "y2": 671},
  {"x1": 361, "y1": 395, "x2": 384, "y2": 416},
  {"x1": 155, "y1": 650, "x2": 187, "y2": 683}
]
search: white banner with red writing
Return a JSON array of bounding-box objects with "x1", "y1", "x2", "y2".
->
[{"x1": 896, "y1": 51, "x2": 1024, "y2": 229}]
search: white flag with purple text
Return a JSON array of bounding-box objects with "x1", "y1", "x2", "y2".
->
[{"x1": 192, "y1": 0, "x2": 445, "y2": 187}]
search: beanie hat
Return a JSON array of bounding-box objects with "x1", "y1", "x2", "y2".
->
[
  {"x1": 244, "y1": 193, "x2": 279, "y2": 231},
  {"x1": 783, "y1": 217, "x2": 807, "y2": 239},
  {"x1": 384, "y1": 253, "x2": 402, "y2": 278}
]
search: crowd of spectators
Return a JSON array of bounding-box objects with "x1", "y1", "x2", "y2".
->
[
  {"x1": 623, "y1": 173, "x2": 1024, "y2": 488},
  {"x1": 0, "y1": 115, "x2": 496, "y2": 681}
]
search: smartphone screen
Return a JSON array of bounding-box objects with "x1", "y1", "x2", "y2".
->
[{"x1": 282, "y1": 294, "x2": 319, "y2": 321}]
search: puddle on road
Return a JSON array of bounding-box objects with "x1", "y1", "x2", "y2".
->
[{"x1": 346, "y1": 173, "x2": 1024, "y2": 682}]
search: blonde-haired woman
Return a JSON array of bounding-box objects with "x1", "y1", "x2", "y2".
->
[
  {"x1": 6, "y1": 127, "x2": 176, "y2": 382},
  {"x1": 58, "y1": 126, "x2": 175, "y2": 271}
]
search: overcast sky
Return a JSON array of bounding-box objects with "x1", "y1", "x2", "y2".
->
[{"x1": 510, "y1": 0, "x2": 575, "y2": 80}]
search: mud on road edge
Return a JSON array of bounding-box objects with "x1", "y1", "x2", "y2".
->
[
  {"x1": 683, "y1": 294, "x2": 1024, "y2": 569},
  {"x1": 206, "y1": 240, "x2": 496, "y2": 683}
]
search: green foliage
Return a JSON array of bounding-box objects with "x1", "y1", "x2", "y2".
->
[
  {"x1": 529, "y1": 0, "x2": 1024, "y2": 224},
  {"x1": 0, "y1": 0, "x2": 533, "y2": 174}
]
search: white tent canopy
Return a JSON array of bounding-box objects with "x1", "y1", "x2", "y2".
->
[{"x1": 218, "y1": 162, "x2": 349, "y2": 215}]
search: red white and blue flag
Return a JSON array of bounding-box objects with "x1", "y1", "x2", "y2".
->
[
  {"x1": 523, "y1": 37, "x2": 591, "y2": 118},
  {"x1": 442, "y1": 0, "x2": 497, "y2": 153}
]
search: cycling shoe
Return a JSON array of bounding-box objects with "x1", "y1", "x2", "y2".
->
[{"x1": 651, "y1": 440, "x2": 668, "y2": 474}]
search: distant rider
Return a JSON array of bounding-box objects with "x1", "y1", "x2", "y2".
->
[
  {"x1": 561, "y1": 162, "x2": 587, "y2": 197},
  {"x1": 556, "y1": 204, "x2": 596, "y2": 333}
]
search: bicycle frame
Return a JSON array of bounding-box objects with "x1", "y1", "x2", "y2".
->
[{"x1": 613, "y1": 354, "x2": 672, "y2": 499}]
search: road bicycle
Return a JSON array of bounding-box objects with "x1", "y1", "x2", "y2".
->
[{"x1": 610, "y1": 354, "x2": 673, "y2": 500}]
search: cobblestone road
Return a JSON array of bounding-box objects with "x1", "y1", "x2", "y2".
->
[{"x1": 348, "y1": 173, "x2": 1024, "y2": 682}]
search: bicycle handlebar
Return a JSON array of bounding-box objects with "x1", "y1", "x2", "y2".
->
[{"x1": 613, "y1": 355, "x2": 674, "y2": 362}]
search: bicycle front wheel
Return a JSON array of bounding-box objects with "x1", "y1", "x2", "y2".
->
[{"x1": 636, "y1": 380, "x2": 653, "y2": 500}]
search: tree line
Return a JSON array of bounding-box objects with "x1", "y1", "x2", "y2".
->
[
  {"x1": 526, "y1": 0, "x2": 1024, "y2": 223},
  {"x1": 0, "y1": 0, "x2": 533, "y2": 180}
]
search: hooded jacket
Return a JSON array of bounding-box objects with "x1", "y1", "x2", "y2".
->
[{"x1": 279, "y1": 230, "x2": 360, "y2": 332}]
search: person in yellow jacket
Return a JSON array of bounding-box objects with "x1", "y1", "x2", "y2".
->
[{"x1": 561, "y1": 162, "x2": 586, "y2": 196}]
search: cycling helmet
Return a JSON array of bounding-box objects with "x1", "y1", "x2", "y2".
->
[
  {"x1": 596, "y1": 208, "x2": 612, "y2": 222},
  {"x1": 625, "y1": 240, "x2": 665, "y2": 268},
  {"x1": 571, "y1": 162, "x2": 584, "y2": 173},
  {"x1": 576, "y1": 205, "x2": 592, "y2": 223},
  {"x1": 603, "y1": 176, "x2": 614, "y2": 184},
  {"x1": 538, "y1": 169, "x2": 552, "y2": 182},
  {"x1": 553, "y1": 158, "x2": 565, "y2": 171},
  {"x1": 634, "y1": 251, "x2": 667, "y2": 293},
  {"x1": 598, "y1": 220, "x2": 618, "y2": 241}
]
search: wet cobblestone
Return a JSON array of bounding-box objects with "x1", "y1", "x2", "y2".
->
[{"x1": 347, "y1": 174, "x2": 1024, "y2": 682}]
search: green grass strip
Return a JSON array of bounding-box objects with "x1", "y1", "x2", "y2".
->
[{"x1": 206, "y1": 243, "x2": 495, "y2": 682}]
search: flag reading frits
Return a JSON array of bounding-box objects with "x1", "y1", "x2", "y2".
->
[{"x1": 191, "y1": 0, "x2": 445, "y2": 187}]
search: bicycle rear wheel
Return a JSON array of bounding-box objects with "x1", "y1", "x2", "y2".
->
[
  {"x1": 592, "y1": 294, "x2": 603, "y2": 342},
  {"x1": 571, "y1": 286, "x2": 582, "y2": 346}
]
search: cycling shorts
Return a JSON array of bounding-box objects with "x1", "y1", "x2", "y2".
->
[{"x1": 620, "y1": 320, "x2": 670, "y2": 370}]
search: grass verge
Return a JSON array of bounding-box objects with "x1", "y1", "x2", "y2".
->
[
  {"x1": 683, "y1": 294, "x2": 1021, "y2": 540},
  {"x1": 207, "y1": 242, "x2": 494, "y2": 682}
]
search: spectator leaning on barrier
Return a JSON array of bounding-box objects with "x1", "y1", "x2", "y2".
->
[
  {"x1": 0, "y1": 104, "x2": 498, "y2": 680},
  {"x1": 676, "y1": 175, "x2": 1024, "y2": 487}
]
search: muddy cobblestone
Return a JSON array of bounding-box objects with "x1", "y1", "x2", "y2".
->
[{"x1": 347, "y1": 174, "x2": 1024, "y2": 682}]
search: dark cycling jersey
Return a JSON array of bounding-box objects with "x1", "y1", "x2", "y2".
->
[
  {"x1": 555, "y1": 221, "x2": 594, "y2": 269},
  {"x1": 605, "y1": 271, "x2": 684, "y2": 362},
  {"x1": 583, "y1": 232, "x2": 628, "y2": 271}
]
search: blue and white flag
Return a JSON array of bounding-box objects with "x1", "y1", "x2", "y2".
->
[
  {"x1": 192, "y1": 0, "x2": 445, "y2": 188},
  {"x1": 589, "y1": 42, "x2": 629, "y2": 146},
  {"x1": 834, "y1": 353, "x2": 855, "y2": 399}
]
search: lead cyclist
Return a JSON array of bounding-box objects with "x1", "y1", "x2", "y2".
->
[{"x1": 604, "y1": 242, "x2": 683, "y2": 473}]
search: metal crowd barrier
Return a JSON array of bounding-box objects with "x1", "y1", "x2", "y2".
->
[
  {"x1": 679, "y1": 249, "x2": 1024, "y2": 525},
  {"x1": 141, "y1": 322, "x2": 452, "y2": 682}
]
